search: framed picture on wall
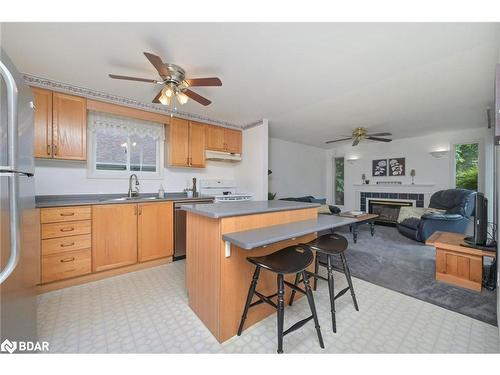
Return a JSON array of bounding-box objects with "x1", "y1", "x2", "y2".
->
[
  {"x1": 372, "y1": 159, "x2": 387, "y2": 176},
  {"x1": 388, "y1": 157, "x2": 405, "y2": 176}
]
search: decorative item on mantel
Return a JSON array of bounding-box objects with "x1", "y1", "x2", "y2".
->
[
  {"x1": 410, "y1": 169, "x2": 416, "y2": 184},
  {"x1": 361, "y1": 173, "x2": 366, "y2": 184},
  {"x1": 376, "y1": 181, "x2": 402, "y2": 185}
]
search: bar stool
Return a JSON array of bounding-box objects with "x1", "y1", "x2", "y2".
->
[
  {"x1": 237, "y1": 244, "x2": 325, "y2": 353},
  {"x1": 289, "y1": 233, "x2": 359, "y2": 333}
]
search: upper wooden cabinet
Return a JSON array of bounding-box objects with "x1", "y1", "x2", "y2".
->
[
  {"x1": 32, "y1": 88, "x2": 87, "y2": 160},
  {"x1": 189, "y1": 121, "x2": 207, "y2": 168},
  {"x1": 168, "y1": 118, "x2": 206, "y2": 168},
  {"x1": 224, "y1": 128, "x2": 242, "y2": 154},
  {"x1": 53, "y1": 93, "x2": 87, "y2": 160},
  {"x1": 206, "y1": 125, "x2": 242, "y2": 154},
  {"x1": 205, "y1": 125, "x2": 225, "y2": 151},
  {"x1": 138, "y1": 202, "x2": 174, "y2": 262},
  {"x1": 32, "y1": 87, "x2": 53, "y2": 158}
]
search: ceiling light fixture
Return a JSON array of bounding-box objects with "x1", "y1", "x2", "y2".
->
[{"x1": 158, "y1": 85, "x2": 189, "y2": 109}]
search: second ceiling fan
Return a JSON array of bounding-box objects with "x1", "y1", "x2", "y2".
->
[
  {"x1": 109, "y1": 52, "x2": 222, "y2": 107},
  {"x1": 326, "y1": 127, "x2": 392, "y2": 147}
]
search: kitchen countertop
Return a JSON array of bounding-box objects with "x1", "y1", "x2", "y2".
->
[
  {"x1": 180, "y1": 200, "x2": 320, "y2": 219},
  {"x1": 35, "y1": 193, "x2": 214, "y2": 208},
  {"x1": 221, "y1": 215, "x2": 357, "y2": 249}
]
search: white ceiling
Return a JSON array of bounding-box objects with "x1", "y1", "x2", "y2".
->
[{"x1": 2, "y1": 23, "x2": 499, "y2": 148}]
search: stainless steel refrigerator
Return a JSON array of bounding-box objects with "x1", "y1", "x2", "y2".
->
[{"x1": 0, "y1": 48, "x2": 39, "y2": 349}]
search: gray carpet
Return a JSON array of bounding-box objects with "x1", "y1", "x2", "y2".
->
[{"x1": 327, "y1": 225, "x2": 497, "y2": 326}]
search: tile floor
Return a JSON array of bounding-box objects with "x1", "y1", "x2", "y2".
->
[{"x1": 37, "y1": 260, "x2": 500, "y2": 353}]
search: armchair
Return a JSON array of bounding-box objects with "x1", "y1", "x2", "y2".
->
[{"x1": 397, "y1": 189, "x2": 476, "y2": 242}]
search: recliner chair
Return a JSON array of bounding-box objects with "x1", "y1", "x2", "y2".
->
[{"x1": 397, "y1": 189, "x2": 476, "y2": 242}]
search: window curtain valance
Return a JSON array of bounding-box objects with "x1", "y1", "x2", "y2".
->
[{"x1": 88, "y1": 111, "x2": 165, "y2": 141}]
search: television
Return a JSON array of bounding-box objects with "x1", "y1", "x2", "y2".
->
[{"x1": 465, "y1": 192, "x2": 488, "y2": 247}]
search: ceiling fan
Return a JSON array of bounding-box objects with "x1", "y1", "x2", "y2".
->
[
  {"x1": 109, "y1": 52, "x2": 222, "y2": 107},
  {"x1": 325, "y1": 127, "x2": 392, "y2": 147}
]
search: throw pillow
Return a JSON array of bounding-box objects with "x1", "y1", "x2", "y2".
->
[
  {"x1": 397, "y1": 206, "x2": 445, "y2": 224},
  {"x1": 317, "y1": 204, "x2": 332, "y2": 214}
]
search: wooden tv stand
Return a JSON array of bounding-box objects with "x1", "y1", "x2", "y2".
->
[{"x1": 426, "y1": 231, "x2": 496, "y2": 292}]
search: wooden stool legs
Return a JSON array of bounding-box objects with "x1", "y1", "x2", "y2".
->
[{"x1": 326, "y1": 255, "x2": 337, "y2": 333}]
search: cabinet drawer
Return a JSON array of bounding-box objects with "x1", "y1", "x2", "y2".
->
[
  {"x1": 41, "y1": 220, "x2": 91, "y2": 239},
  {"x1": 42, "y1": 234, "x2": 91, "y2": 256},
  {"x1": 41, "y1": 249, "x2": 91, "y2": 283},
  {"x1": 41, "y1": 206, "x2": 91, "y2": 223}
]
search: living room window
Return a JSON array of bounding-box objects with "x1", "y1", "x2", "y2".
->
[
  {"x1": 454, "y1": 142, "x2": 479, "y2": 191},
  {"x1": 87, "y1": 111, "x2": 164, "y2": 179},
  {"x1": 334, "y1": 157, "x2": 345, "y2": 205}
]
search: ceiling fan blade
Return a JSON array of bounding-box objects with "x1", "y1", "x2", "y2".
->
[
  {"x1": 352, "y1": 138, "x2": 360, "y2": 147},
  {"x1": 109, "y1": 74, "x2": 159, "y2": 83},
  {"x1": 143, "y1": 52, "x2": 169, "y2": 78},
  {"x1": 152, "y1": 89, "x2": 163, "y2": 104},
  {"x1": 183, "y1": 89, "x2": 211, "y2": 106},
  {"x1": 325, "y1": 137, "x2": 352, "y2": 144},
  {"x1": 367, "y1": 132, "x2": 392, "y2": 137},
  {"x1": 185, "y1": 77, "x2": 222, "y2": 87},
  {"x1": 366, "y1": 136, "x2": 392, "y2": 142}
]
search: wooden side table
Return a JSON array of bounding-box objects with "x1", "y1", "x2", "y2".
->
[{"x1": 426, "y1": 231, "x2": 496, "y2": 292}]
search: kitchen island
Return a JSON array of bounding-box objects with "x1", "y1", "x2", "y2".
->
[{"x1": 181, "y1": 200, "x2": 356, "y2": 343}]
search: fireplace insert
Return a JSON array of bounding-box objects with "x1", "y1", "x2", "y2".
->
[{"x1": 368, "y1": 199, "x2": 413, "y2": 226}]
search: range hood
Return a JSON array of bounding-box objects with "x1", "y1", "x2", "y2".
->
[{"x1": 205, "y1": 150, "x2": 242, "y2": 162}]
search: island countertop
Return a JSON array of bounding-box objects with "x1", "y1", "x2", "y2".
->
[{"x1": 180, "y1": 200, "x2": 320, "y2": 218}]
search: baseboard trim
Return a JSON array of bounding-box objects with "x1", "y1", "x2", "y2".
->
[{"x1": 36, "y1": 257, "x2": 173, "y2": 294}]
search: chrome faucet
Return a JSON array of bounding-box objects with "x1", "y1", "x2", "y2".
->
[{"x1": 128, "y1": 174, "x2": 140, "y2": 198}]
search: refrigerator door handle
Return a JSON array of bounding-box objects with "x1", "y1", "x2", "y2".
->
[
  {"x1": 0, "y1": 59, "x2": 18, "y2": 171},
  {"x1": 0, "y1": 60, "x2": 21, "y2": 284},
  {"x1": 0, "y1": 174, "x2": 22, "y2": 284}
]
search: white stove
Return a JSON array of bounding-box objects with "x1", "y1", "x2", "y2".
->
[{"x1": 199, "y1": 179, "x2": 253, "y2": 203}]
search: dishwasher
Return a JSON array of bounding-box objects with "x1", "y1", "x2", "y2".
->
[{"x1": 174, "y1": 198, "x2": 213, "y2": 260}]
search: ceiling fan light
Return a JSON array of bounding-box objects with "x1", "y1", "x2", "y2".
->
[
  {"x1": 176, "y1": 92, "x2": 189, "y2": 105},
  {"x1": 162, "y1": 85, "x2": 175, "y2": 98},
  {"x1": 159, "y1": 93, "x2": 170, "y2": 106}
]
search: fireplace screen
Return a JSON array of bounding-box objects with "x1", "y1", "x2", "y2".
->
[{"x1": 368, "y1": 200, "x2": 413, "y2": 224}]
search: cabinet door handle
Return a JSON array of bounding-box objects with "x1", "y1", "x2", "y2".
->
[
  {"x1": 53, "y1": 144, "x2": 58, "y2": 156},
  {"x1": 60, "y1": 242, "x2": 75, "y2": 248},
  {"x1": 60, "y1": 212, "x2": 75, "y2": 217},
  {"x1": 60, "y1": 257, "x2": 75, "y2": 263},
  {"x1": 60, "y1": 227, "x2": 74, "y2": 232},
  {"x1": 47, "y1": 144, "x2": 51, "y2": 155},
  {"x1": 139, "y1": 206, "x2": 142, "y2": 215}
]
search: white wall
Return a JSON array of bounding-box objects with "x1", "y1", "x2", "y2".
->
[
  {"x1": 34, "y1": 159, "x2": 237, "y2": 195},
  {"x1": 234, "y1": 120, "x2": 269, "y2": 200},
  {"x1": 325, "y1": 127, "x2": 495, "y2": 211},
  {"x1": 268, "y1": 138, "x2": 327, "y2": 199}
]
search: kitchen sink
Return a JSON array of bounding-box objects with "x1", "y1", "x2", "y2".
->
[{"x1": 99, "y1": 196, "x2": 161, "y2": 202}]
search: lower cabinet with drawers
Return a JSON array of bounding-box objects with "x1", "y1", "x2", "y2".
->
[
  {"x1": 39, "y1": 201, "x2": 174, "y2": 288},
  {"x1": 40, "y1": 206, "x2": 92, "y2": 283}
]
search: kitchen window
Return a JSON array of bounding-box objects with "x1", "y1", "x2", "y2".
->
[{"x1": 87, "y1": 111, "x2": 165, "y2": 179}]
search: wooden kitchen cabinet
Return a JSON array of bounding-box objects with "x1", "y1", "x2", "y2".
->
[
  {"x1": 32, "y1": 87, "x2": 53, "y2": 158},
  {"x1": 189, "y1": 121, "x2": 206, "y2": 168},
  {"x1": 92, "y1": 204, "x2": 138, "y2": 272},
  {"x1": 31, "y1": 88, "x2": 87, "y2": 160},
  {"x1": 53, "y1": 92, "x2": 87, "y2": 160},
  {"x1": 224, "y1": 128, "x2": 242, "y2": 154},
  {"x1": 205, "y1": 125, "x2": 225, "y2": 151},
  {"x1": 205, "y1": 124, "x2": 242, "y2": 154},
  {"x1": 138, "y1": 202, "x2": 174, "y2": 262},
  {"x1": 168, "y1": 117, "x2": 206, "y2": 168}
]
